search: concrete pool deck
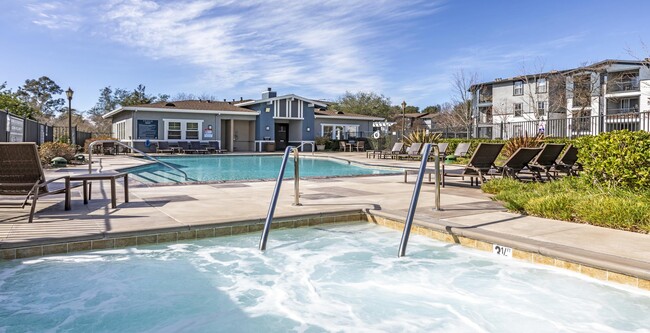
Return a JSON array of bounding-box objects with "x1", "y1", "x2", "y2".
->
[{"x1": 0, "y1": 152, "x2": 649, "y2": 290}]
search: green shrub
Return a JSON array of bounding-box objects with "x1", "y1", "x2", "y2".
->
[
  {"x1": 574, "y1": 193, "x2": 650, "y2": 232},
  {"x1": 482, "y1": 177, "x2": 650, "y2": 233},
  {"x1": 502, "y1": 133, "x2": 544, "y2": 158},
  {"x1": 576, "y1": 130, "x2": 650, "y2": 190},
  {"x1": 39, "y1": 142, "x2": 76, "y2": 166},
  {"x1": 524, "y1": 193, "x2": 576, "y2": 221},
  {"x1": 403, "y1": 130, "x2": 441, "y2": 146}
]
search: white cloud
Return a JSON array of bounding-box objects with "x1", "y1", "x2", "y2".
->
[
  {"x1": 25, "y1": 1, "x2": 84, "y2": 30},
  {"x1": 24, "y1": 0, "x2": 443, "y2": 99}
]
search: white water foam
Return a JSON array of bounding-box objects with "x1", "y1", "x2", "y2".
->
[{"x1": 1, "y1": 223, "x2": 649, "y2": 332}]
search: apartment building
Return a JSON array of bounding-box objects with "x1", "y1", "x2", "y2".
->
[{"x1": 471, "y1": 59, "x2": 650, "y2": 139}]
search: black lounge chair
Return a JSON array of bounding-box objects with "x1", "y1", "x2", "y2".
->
[
  {"x1": 552, "y1": 145, "x2": 581, "y2": 176},
  {"x1": 0, "y1": 143, "x2": 81, "y2": 223},
  {"x1": 190, "y1": 141, "x2": 208, "y2": 154},
  {"x1": 156, "y1": 141, "x2": 175, "y2": 154},
  {"x1": 206, "y1": 141, "x2": 227, "y2": 154},
  {"x1": 527, "y1": 143, "x2": 565, "y2": 180},
  {"x1": 443, "y1": 143, "x2": 504, "y2": 186},
  {"x1": 494, "y1": 147, "x2": 543, "y2": 180},
  {"x1": 177, "y1": 141, "x2": 191, "y2": 154}
]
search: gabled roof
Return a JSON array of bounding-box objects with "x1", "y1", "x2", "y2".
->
[
  {"x1": 102, "y1": 100, "x2": 256, "y2": 118},
  {"x1": 314, "y1": 109, "x2": 384, "y2": 121},
  {"x1": 234, "y1": 94, "x2": 328, "y2": 108},
  {"x1": 470, "y1": 59, "x2": 650, "y2": 91}
]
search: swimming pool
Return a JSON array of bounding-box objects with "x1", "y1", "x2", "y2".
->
[
  {"x1": 1, "y1": 223, "x2": 648, "y2": 332},
  {"x1": 124, "y1": 155, "x2": 397, "y2": 183}
]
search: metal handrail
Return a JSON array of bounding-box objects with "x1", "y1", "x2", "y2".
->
[
  {"x1": 88, "y1": 140, "x2": 190, "y2": 181},
  {"x1": 292, "y1": 148, "x2": 302, "y2": 206},
  {"x1": 398, "y1": 143, "x2": 441, "y2": 257},
  {"x1": 259, "y1": 146, "x2": 294, "y2": 251}
]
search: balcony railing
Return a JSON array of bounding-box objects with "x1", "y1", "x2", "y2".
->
[
  {"x1": 607, "y1": 107, "x2": 639, "y2": 115},
  {"x1": 482, "y1": 111, "x2": 649, "y2": 139},
  {"x1": 607, "y1": 79, "x2": 640, "y2": 93},
  {"x1": 478, "y1": 95, "x2": 492, "y2": 103}
]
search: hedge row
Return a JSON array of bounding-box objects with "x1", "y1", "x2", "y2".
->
[{"x1": 575, "y1": 130, "x2": 650, "y2": 190}]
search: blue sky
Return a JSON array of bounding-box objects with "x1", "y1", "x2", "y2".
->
[{"x1": 1, "y1": 0, "x2": 649, "y2": 113}]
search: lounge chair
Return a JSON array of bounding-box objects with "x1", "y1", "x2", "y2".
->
[
  {"x1": 205, "y1": 141, "x2": 227, "y2": 154},
  {"x1": 379, "y1": 142, "x2": 404, "y2": 159},
  {"x1": 552, "y1": 145, "x2": 581, "y2": 176},
  {"x1": 178, "y1": 141, "x2": 191, "y2": 154},
  {"x1": 436, "y1": 142, "x2": 449, "y2": 158},
  {"x1": 452, "y1": 142, "x2": 471, "y2": 158},
  {"x1": 0, "y1": 143, "x2": 81, "y2": 223},
  {"x1": 156, "y1": 141, "x2": 175, "y2": 154},
  {"x1": 443, "y1": 143, "x2": 504, "y2": 186},
  {"x1": 396, "y1": 143, "x2": 422, "y2": 160},
  {"x1": 527, "y1": 143, "x2": 565, "y2": 181},
  {"x1": 494, "y1": 147, "x2": 543, "y2": 180},
  {"x1": 190, "y1": 141, "x2": 208, "y2": 154}
]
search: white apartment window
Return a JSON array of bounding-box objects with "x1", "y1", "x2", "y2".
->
[
  {"x1": 536, "y1": 78, "x2": 547, "y2": 93},
  {"x1": 186, "y1": 122, "x2": 199, "y2": 139},
  {"x1": 514, "y1": 103, "x2": 523, "y2": 117},
  {"x1": 513, "y1": 81, "x2": 524, "y2": 95},
  {"x1": 113, "y1": 121, "x2": 127, "y2": 140},
  {"x1": 164, "y1": 119, "x2": 204, "y2": 140},
  {"x1": 537, "y1": 101, "x2": 546, "y2": 117},
  {"x1": 321, "y1": 124, "x2": 360, "y2": 140},
  {"x1": 168, "y1": 122, "x2": 181, "y2": 140}
]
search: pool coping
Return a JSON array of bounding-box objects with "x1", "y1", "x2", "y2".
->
[{"x1": 1, "y1": 208, "x2": 648, "y2": 291}]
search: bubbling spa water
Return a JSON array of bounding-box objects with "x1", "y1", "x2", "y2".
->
[{"x1": 1, "y1": 223, "x2": 649, "y2": 332}]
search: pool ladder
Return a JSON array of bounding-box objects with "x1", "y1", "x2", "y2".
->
[
  {"x1": 258, "y1": 143, "x2": 442, "y2": 255},
  {"x1": 398, "y1": 143, "x2": 441, "y2": 257},
  {"x1": 88, "y1": 140, "x2": 190, "y2": 181},
  {"x1": 259, "y1": 146, "x2": 301, "y2": 250}
]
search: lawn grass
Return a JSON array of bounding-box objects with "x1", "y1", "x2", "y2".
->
[{"x1": 481, "y1": 177, "x2": 650, "y2": 233}]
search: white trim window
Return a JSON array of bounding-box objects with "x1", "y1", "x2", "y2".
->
[
  {"x1": 513, "y1": 81, "x2": 524, "y2": 96},
  {"x1": 167, "y1": 121, "x2": 181, "y2": 140},
  {"x1": 537, "y1": 101, "x2": 546, "y2": 117},
  {"x1": 113, "y1": 120, "x2": 127, "y2": 140},
  {"x1": 320, "y1": 124, "x2": 360, "y2": 140},
  {"x1": 163, "y1": 119, "x2": 204, "y2": 140},
  {"x1": 536, "y1": 78, "x2": 547, "y2": 93},
  {"x1": 513, "y1": 103, "x2": 523, "y2": 117}
]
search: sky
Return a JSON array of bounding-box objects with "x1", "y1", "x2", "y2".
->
[{"x1": 1, "y1": 0, "x2": 649, "y2": 113}]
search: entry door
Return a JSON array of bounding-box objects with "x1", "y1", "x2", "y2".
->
[{"x1": 275, "y1": 124, "x2": 288, "y2": 150}]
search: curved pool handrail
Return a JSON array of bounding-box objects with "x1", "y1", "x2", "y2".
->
[
  {"x1": 259, "y1": 145, "x2": 294, "y2": 251},
  {"x1": 398, "y1": 143, "x2": 441, "y2": 257},
  {"x1": 88, "y1": 140, "x2": 190, "y2": 181}
]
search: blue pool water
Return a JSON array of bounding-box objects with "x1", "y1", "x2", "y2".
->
[
  {"x1": 1, "y1": 223, "x2": 649, "y2": 332},
  {"x1": 123, "y1": 155, "x2": 397, "y2": 183}
]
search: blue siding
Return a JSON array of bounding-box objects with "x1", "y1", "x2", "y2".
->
[
  {"x1": 253, "y1": 103, "x2": 275, "y2": 140},
  {"x1": 302, "y1": 101, "x2": 315, "y2": 141}
]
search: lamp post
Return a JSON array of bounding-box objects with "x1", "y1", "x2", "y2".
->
[
  {"x1": 66, "y1": 87, "x2": 74, "y2": 145},
  {"x1": 401, "y1": 100, "x2": 407, "y2": 142}
]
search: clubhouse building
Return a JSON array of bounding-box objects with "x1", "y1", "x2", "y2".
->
[{"x1": 103, "y1": 88, "x2": 383, "y2": 152}]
